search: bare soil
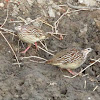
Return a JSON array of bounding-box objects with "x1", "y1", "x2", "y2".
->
[{"x1": 0, "y1": 0, "x2": 100, "y2": 100}]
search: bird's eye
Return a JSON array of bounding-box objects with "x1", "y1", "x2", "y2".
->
[{"x1": 87, "y1": 48, "x2": 92, "y2": 51}]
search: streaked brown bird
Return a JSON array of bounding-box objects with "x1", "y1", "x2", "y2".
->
[
  {"x1": 15, "y1": 24, "x2": 50, "y2": 53},
  {"x1": 46, "y1": 47, "x2": 92, "y2": 75}
]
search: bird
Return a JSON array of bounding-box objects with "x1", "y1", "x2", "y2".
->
[
  {"x1": 46, "y1": 47, "x2": 92, "y2": 75},
  {"x1": 15, "y1": 24, "x2": 50, "y2": 53}
]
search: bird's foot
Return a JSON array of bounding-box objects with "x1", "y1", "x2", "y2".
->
[
  {"x1": 67, "y1": 69, "x2": 77, "y2": 75},
  {"x1": 21, "y1": 46, "x2": 31, "y2": 54},
  {"x1": 67, "y1": 69, "x2": 82, "y2": 77}
]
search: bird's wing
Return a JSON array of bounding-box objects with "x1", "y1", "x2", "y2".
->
[{"x1": 55, "y1": 49, "x2": 83, "y2": 64}]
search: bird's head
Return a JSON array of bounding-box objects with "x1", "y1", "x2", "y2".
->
[{"x1": 82, "y1": 48, "x2": 92, "y2": 58}]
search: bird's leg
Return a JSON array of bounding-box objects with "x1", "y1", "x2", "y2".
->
[
  {"x1": 34, "y1": 42, "x2": 39, "y2": 50},
  {"x1": 67, "y1": 69, "x2": 77, "y2": 75},
  {"x1": 21, "y1": 44, "x2": 31, "y2": 54},
  {"x1": 59, "y1": 34, "x2": 63, "y2": 40}
]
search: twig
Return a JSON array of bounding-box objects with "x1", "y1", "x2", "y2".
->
[
  {"x1": 84, "y1": 80, "x2": 87, "y2": 89},
  {"x1": 20, "y1": 56, "x2": 47, "y2": 61},
  {"x1": 37, "y1": 45, "x2": 54, "y2": 56},
  {"x1": 38, "y1": 18, "x2": 54, "y2": 29},
  {"x1": 54, "y1": 8, "x2": 70, "y2": 32},
  {"x1": 17, "y1": 16, "x2": 27, "y2": 24},
  {"x1": 54, "y1": 8, "x2": 87, "y2": 33},
  {"x1": 9, "y1": 21, "x2": 24, "y2": 23},
  {"x1": 0, "y1": 2, "x2": 20, "y2": 67},
  {"x1": 63, "y1": 58, "x2": 100, "y2": 78},
  {"x1": 42, "y1": 40, "x2": 56, "y2": 53},
  {"x1": 47, "y1": 32, "x2": 67, "y2": 35},
  {"x1": 0, "y1": 31, "x2": 20, "y2": 67},
  {"x1": 30, "y1": 60, "x2": 46, "y2": 63},
  {"x1": 93, "y1": 85, "x2": 98, "y2": 91},
  {"x1": 12, "y1": 61, "x2": 30, "y2": 65},
  {"x1": 39, "y1": 40, "x2": 48, "y2": 50},
  {"x1": 0, "y1": 27, "x2": 16, "y2": 36},
  {"x1": 0, "y1": 27, "x2": 15, "y2": 33},
  {"x1": 90, "y1": 58, "x2": 100, "y2": 62}
]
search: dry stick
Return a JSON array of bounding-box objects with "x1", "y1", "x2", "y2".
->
[
  {"x1": 12, "y1": 61, "x2": 31, "y2": 65},
  {"x1": 0, "y1": 3, "x2": 20, "y2": 67},
  {"x1": 39, "y1": 19, "x2": 54, "y2": 29},
  {"x1": 54, "y1": 2, "x2": 100, "y2": 31},
  {"x1": 17, "y1": 16, "x2": 53, "y2": 28},
  {"x1": 52, "y1": 34, "x2": 62, "y2": 40},
  {"x1": 90, "y1": 58, "x2": 100, "y2": 62},
  {"x1": 30, "y1": 60, "x2": 46, "y2": 63},
  {"x1": 17, "y1": 16, "x2": 27, "y2": 24},
  {"x1": 20, "y1": 56, "x2": 47, "y2": 61},
  {"x1": 38, "y1": 18, "x2": 67, "y2": 40},
  {"x1": 9, "y1": 20, "x2": 24, "y2": 23},
  {"x1": 0, "y1": 31, "x2": 20, "y2": 67},
  {"x1": 17, "y1": 16, "x2": 37, "y2": 24},
  {"x1": 63, "y1": 58, "x2": 100, "y2": 78},
  {"x1": 39, "y1": 40, "x2": 48, "y2": 51},
  {"x1": 47, "y1": 32, "x2": 67, "y2": 35},
  {"x1": 54, "y1": 8, "x2": 86, "y2": 33},
  {"x1": 84, "y1": 80, "x2": 87, "y2": 89},
  {"x1": 47, "y1": 32, "x2": 68, "y2": 41},
  {"x1": 0, "y1": 27, "x2": 16, "y2": 34},
  {"x1": 93, "y1": 85, "x2": 98, "y2": 91},
  {"x1": 54, "y1": 8, "x2": 71, "y2": 32},
  {"x1": 37, "y1": 45, "x2": 54, "y2": 56},
  {"x1": 42, "y1": 40, "x2": 48, "y2": 50},
  {"x1": 42, "y1": 40, "x2": 56, "y2": 53},
  {"x1": 37, "y1": 17, "x2": 67, "y2": 38},
  {"x1": 20, "y1": 56, "x2": 47, "y2": 64}
]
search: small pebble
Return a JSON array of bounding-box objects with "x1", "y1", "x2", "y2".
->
[{"x1": 0, "y1": 3, "x2": 4, "y2": 8}]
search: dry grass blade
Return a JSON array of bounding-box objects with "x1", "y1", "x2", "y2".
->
[
  {"x1": 20, "y1": 56, "x2": 47, "y2": 64},
  {"x1": 0, "y1": 2, "x2": 20, "y2": 67},
  {"x1": 20, "y1": 56, "x2": 47, "y2": 61},
  {"x1": 0, "y1": 27, "x2": 15, "y2": 33},
  {"x1": 39, "y1": 40, "x2": 48, "y2": 51},
  {"x1": 38, "y1": 18, "x2": 54, "y2": 29},
  {"x1": 47, "y1": 32, "x2": 67, "y2": 40},
  {"x1": 37, "y1": 45, "x2": 54, "y2": 56},
  {"x1": 0, "y1": 31, "x2": 20, "y2": 67},
  {"x1": 54, "y1": 8, "x2": 86, "y2": 33},
  {"x1": 84, "y1": 80, "x2": 87, "y2": 89},
  {"x1": 17, "y1": 16, "x2": 27, "y2": 24},
  {"x1": 30, "y1": 60, "x2": 46, "y2": 63},
  {"x1": 0, "y1": 27, "x2": 16, "y2": 36},
  {"x1": 93, "y1": 85, "x2": 98, "y2": 91}
]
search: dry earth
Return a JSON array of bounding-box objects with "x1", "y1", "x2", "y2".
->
[{"x1": 0, "y1": 0, "x2": 100, "y2": 100}]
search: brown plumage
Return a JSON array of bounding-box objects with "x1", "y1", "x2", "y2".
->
[
  {"x1": 15, "y1": 24, "x2": 51, "y2": 53},
  {"x1": 46, "y1": 47, "x2": 92, "y2": 70},
  {"x1": 15, "y1": 25, "x2": 49, "y2": 44}
]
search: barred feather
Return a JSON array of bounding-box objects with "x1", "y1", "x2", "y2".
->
[{"x1": 46, "y1": 48, "x2": 92, "y2": 69}]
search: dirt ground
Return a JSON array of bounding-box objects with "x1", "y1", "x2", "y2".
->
[{"x1": 0, "y1": 0, "x2": 100, "y2": 100}]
